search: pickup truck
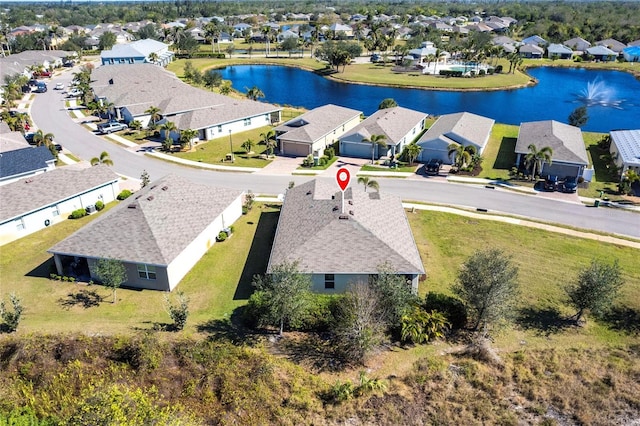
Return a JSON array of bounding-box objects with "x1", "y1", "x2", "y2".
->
[{"x1": 97, "y1": 122, "x2": 128, "y2": 134}]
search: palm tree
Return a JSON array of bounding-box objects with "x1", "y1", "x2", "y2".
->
[
  {"x1": 362, "y1": 134, "x2": 388, "y2": 164},
  {"x1": 245, "y1": 85, "x2": 264, "y2": 101},
  {"x1": 260, "y1": 129, "x2": 277, "y2": 155},
  {"x1": 160, "y1": 121, "x2": 177, "y2": 141},
  {"x1": 242, "y1": 138, "x2": 255, "y2": 155},
  {"x1": 180, "y1": 128, "x2": 198, "y2": 150},
  {"x1": 145, "y1": 106, "x2": 162, "y2": 127},
  {"x1": 447, "y1": 143, "x2": 477, "y2": 169},
  {"x1": 524, "y1": 144, "x2": 553, "y2": 179},
  {"x1": 32, "y1": 130, "x2": 55, "y2": 147},
  {"x1": 357, "y1": 176, "x2": 379, "y2": 192},
  {"x1": 148, "y1": 52, "x2": 159, "y2": 64},
  {"x1": 91, "y1": 151, "x2": 113, "y2": 166},
  {"x1": 404, "y1": 142, "x2": 422, "y2": 165},
  {"x1": 129, "y1": 120, "x2": 142, "y2": 132}
]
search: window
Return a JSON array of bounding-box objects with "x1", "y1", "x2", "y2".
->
[
  {"x1": 51, "y1": 206, "x2": 60, "y2": 217},
  {"x1": 15, "y1": 219, "x2": 25, "y2": 231},
  {"x1": 137, "y1": 264, "x2": 157, "y2": 280},
  {"x1": 218, "y1": 125, "x2": 223, "y2": 133},
  {"x1": 119, "y1": 59, "x2": 125, "y2": 64},
  {"x1": 243, "y1": 118, "x2": 251, "y2": 126},
  {"x1": 128, "y1": 58, "x2": 134, "y2": 64},
  {"x1": 324, "y1": 274, "x2": 335, "y2": 289}
]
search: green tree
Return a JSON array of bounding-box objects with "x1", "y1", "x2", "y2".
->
[
  {"x1": 219, "y1": 80, "x2": 232, "y2": 95},
  {"x1": 0, "y1": 293, "x2": 23, "y2": 333},
  {"x1": 357, "y1": 176, "x2": 379, "y2": 192},
  {"x1": 447, "y1": 143, "x2": 477, "y2": 169},
  {"x1": 144, "y1": 106, "x2": 162, "y2": 127},
  {"x1": 251, "y1": 261, "x2": 312, "y2": 336},
  {"x1": 524, "y1": 144, "x2": 553, "y2": 178},
  {"x1": 203, "y1": 70, "x2": 222, "y2": 89},
  {"x1": 568, "y1": 106, "x2": 589, "y2": 128},
  {"x1": 137, "y1": 24, "x2": 158, "y2": 41},
  {"x1": 140, "y1": 169, "x2": 150, "y2": 188},
  {"x1": 403, "y1": 142, "x2": 422, "y2": 166},
  {"x1": 242, "y1": 138, "x2": 255, "y2": 154},
  {"x1": 32, "y1": 129, "x2": 55, "y2": 147},
  {"x1": 94, "y1": 258, "x2": 127, "y2": 303},
  {"x1": 90, "y1": 151, "x2": 113, "y2": 166},
  {"x1": 147, "y1": 51, "x2": 159, "y2": 64},
  {"x1": 176, "y1": 32, "x2": 198, "y2": 57},
  {"x1": 260, "y1": 129, "x2": 277, "y2": 155},
  {"x1": 245, "y1": 85, "x2": 264, "y2": 101},
  {"x1": 98, "y1": 31, "x2": 117, "y2": 50},
  {"x1": 362, "y1": 134, "x2": 387, "y2": 164},
  {"x1": 378, "y1": 98, "x2": 398, "y2": 110},
  {"x1": 129, "y1": 119, "x2": 142, "y2": 132},
  {"x1": 453, "y1": 249, "x2": 520, "y2": 335},
  {"x1": 165, "y1": 291, "x2": 189, "y2": 331},
  {"x1": 371, "y1": 263, "x2": 418, "y2": 329},
  {"x1": 280, "y1": 36, "x2": 299, "y2": 57},
  {"x1": 179, "y1": 128, "x2": 198, "y2": 150},
  {"x1": 160, "y1": 121, "x2": 177, "y2": 141},
  {"x1": 566, "y1": 260, "x2": 624, "y2": 324}
]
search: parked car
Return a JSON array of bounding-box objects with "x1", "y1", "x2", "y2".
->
[
  {"x1": 424, "y1": 159, "x2": 442, "y2": 176},
  {"x1": 63, "y1": 61, "x2": 74, "y2": 67},
  {"x1": 35, "y1": 82, "x2": 47, "y2": 93},
  {"x1": 67, "y1": 88, "x2": 82, "y2": 97},
  {"x1": 370, "y1": 53, "x2": 382, "y2": 63},
  {"x1": 34, "y1": 70, "x2": 52, "y2": 78},
  {"x1": 54, "y1": 144, "x2": 63, "y2": 152},
  {"x1": 54, "y1": 83, "x2": 64, "y2": 90},
  {"x1": 561, "y1": 176, "x2": 578, "y2": 193},
  {"x1": 97, "y1": 121, "x2": 128, "y2": 134},
  {"x1": 544, "y1": 175, "x2": 559, "y2": 191},
  {"x1": 24, "y1": 132, "x2": 35, "y2": 144}
]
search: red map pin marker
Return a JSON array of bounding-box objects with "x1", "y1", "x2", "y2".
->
[{"x1": 336, "y1": 168, "x2": 350, "y2": 191}]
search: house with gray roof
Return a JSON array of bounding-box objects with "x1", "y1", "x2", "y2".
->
[
  {"x1": 274, "y1": 104, "x2": 361, "y2": 157},
  {"x1": 0, "y1": 165, "x2": 119, "y2": 246},
  {"x1": 547, "y1": 43, "x2": 573, "y2": 59},
  {"x1": 91, "y1": 64, "x2": 281, "y2": 141},
  {"x1": 563, "y1": 37, "x2": 591, "y2": 53},
  {"x1": 610, "y1": 129, "x2": 640, "y2": 176},
  {"x1": 586, "y1": 45, "x2": 617, "y2": 61},
  {"x1": 417, "y1": 112, "x2": 494, "y2": 164},
  {"x1": 521, "y1": 35, "x2": 547, "y2": 46},
  {"x1": 515, "y1": 120, "x2": 589, "y2": 179},
  {"x1": 100, "y1": 38, "x2": 173, "y2": 67},
  {"x1": 595, "y1": 38, "x2": 627, "y2": 54},
  {"x1": 0, "y1": 145, "x2": 56, "y2": 186},
  {"x1": 268, "y1": 179, "x2": 424, "y2": 293},
  {"x1": 49, "y1": 174, "x2": 243, "y2": 291},
  {"x1": 339, "y1": 106, "x2": 427, "y2": 160},
  {"x1": 519, "y1": 44, "x2": 544, "y2": 59}
]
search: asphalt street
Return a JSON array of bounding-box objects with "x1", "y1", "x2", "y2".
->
[{"x1": 30, "y1": 69, "x2": 640, "y2": 240}]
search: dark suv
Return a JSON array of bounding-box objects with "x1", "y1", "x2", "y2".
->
[
  {"x1": 424, "y1": 159, "x2": 442, "y2": 176},
  {"x1": 544, "y1": 175, "x2": 559, "y2": 191},
  {"x1": 561, "y1": 176, "x2": 578, "y2": 193}
]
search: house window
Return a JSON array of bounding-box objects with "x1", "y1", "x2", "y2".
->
[
  {"x1": 15, "y1": 219, "x2": 25, "y2": 231},
  {"x1": 324, "y1": 274, "x2": 335, "y2": 289},
  {"x1": 218, "y1": 125, "x2": 223, "y2": 133},
  {"x1": 119, "y1": 59, "x2": 125, "y2": 64},
  {"x1": 51, "y1": 206, "x2": 60, "y2": 217},
  {"x1": 244, "y1": 118, "x2": 251, "y2": 126},
  {"x1": 128, "y1": 58, "x2": 134, "y2": 64},
  {"x1": 137, "y1": 264, "x2": 157, "y2": 280}
]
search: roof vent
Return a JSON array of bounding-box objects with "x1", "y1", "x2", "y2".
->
[
  {"x1": 147, "y1": 195, "x2": 154, "y2": 201},
  {"x1": 108, "y1": 78, "x2": 114, "y2": 85},
  {"x1": 348, "y1": 200, "x2": 353, "y2": 205},
  {"x1": 306, "y1": 190, "x2": 312, "y2": 195},
  {"x1": 128, "y1": 204, "x2": 137, "y2": 209},
  {"x1": 332, "y1": 206, "x2": 339, "y2": 211},
  {"x1": 161, "y1": 185, "x2": 169, "y2": 191},
  {"x1": 338, "y1": 215, "x2": 349, "y2": 220},
  {"x1": 349, "y1": 210, "x2": 354, "y2": 215}
]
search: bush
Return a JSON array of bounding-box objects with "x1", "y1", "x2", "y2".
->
[
  {"x1": 0, "y1": 293, "x2": 23, "y2": 333},
  {"x1": 439, "y1": 70, "x2": 463, "y2": 77},
  {"x1": 242, "y1": 206, "x2": 248, "y2": 215},
  {"x1": 495, "y1": 65, "x2": 503, "y2": 73},
  {"x1": 487, "y1": 68, "x2": 494, "y2": 75},
  {"x1": 216, "y1": 231, "x2": 227, "y2": 242},
  {"x1": 325, "y1": 147, "x2": 335, "y2": 159},
  {"x1": 423, "y1": 292, "x2": 468, "y2": 330},
  {"x1": 479, "y1": 69, "x2": 486, "y2": 76},
  {"x1": 70, "y1": 209, "x2": 87, "y2": 219},
  {"x1": 319, "y1": 156, "x2": 328, "y2": 166},
  {"x1": 117, "y1": 190, "x2": 132, "y2": 200},
  {"x1": 290, "y1": 294, "x2": 336, "y2": 331},
  {"x1": 574, "y1": 56, "x2": 583, "y2": 62},
  {"x1": 95, "y1": 200, "x2": 105, "y2": 211}
]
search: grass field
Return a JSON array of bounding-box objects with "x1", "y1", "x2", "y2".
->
[{"x1": 476, "y1": 123, "x2": 519, "y2": 180}]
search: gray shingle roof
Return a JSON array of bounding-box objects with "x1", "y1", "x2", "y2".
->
[
  {"x1": 274, "y1": 104, "x2": 362, "y2": 144},
  {"x1": 0, "y1": 165, "x2": 119, "y2": 223},
  {"x1": 340, "y1": 106, "x2": 427, "y2": 144},
  {"x1": 0, "y1": 126, "x2": 30, "y2": 153},
  {"x1": 268, "y1": 179, "x2": 424, "y2": 275},
  {"x1": 418, "y1": 112, "x2": 494, "y2": 149},
  {"x1": 100, "y1": 39, "x2": 169, "y2": 59},
  {"x1": 548, "y1": 44, "x2": 573, "y2": 54},
  {"x1": 0, "y1": 146, "x2": 54, "y2": 179},
  {"x1": 610, "y1": 129, "x2": 640, "y2": 168},
  {"x1": 515, "y1": 120, "x2": 588, "y2": 165},
  {"x1": 49, "y1": 174, "x2": 242, "y2": 266}
]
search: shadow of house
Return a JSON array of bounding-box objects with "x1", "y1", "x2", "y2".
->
[{"x1": 494, "y1": 137, "x2": 518, "y2": 170}]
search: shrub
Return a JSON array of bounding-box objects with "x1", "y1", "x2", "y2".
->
[
  {"x1": 242, "y1": 206, "x2": 248, "y2": 215},
  {"x1": 117, "y1": 190, "x2": 132, "y2": 200},
  {"x1": 0, "y1": 293, "x2": 23, "y2": 333},
  {"x1": 423, "y1": 292, "x2": 468, "y2": 330},
  {"x1": 574, "y1": 56, "x2": 583, "y2": 62},
  {"x1": 487, "y1": 68, "x2": 494, "y2": 75},
  {"x1": 479, "y1": 69, "x2": 486, "y2": 76},
  {"x1": 319, "y1": 156, "x2": 328, "y2": 166},
  {"x1": 216, "y1": 231, "x2": 227, "y2": 242},
  {"x1": 95, "y1": 200, "x2": 104, "y2": 211},
  {"x1": 165, "y1": 292, "x2": 189, "y2": 331},
  {"x1": 290, "y1": 294, "x2": 336, "y2": 331},
  {"x1": 325, "y1": 147, "x2": 335, "y2": 159},
  {"x1": 495, "y1": 65, "x2": 503, "y2": 73},
  {"x1": 70, "y1": 209, "x2": 86, "y2": 219}
]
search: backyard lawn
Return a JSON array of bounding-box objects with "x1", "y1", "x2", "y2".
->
[{"x1": 477, "y1": 123, "x2": 519, "y2": 180}]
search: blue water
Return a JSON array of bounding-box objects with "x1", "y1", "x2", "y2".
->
[{"x1": 218, "y1": 65, "x2": 640, "y2": 133}]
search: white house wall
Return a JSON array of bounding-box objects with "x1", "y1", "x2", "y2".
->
[
  {"x1": 166, "y1": 194, "x2": 243, "y2": 290},
  {"x1": 86, "y1": 257, "x2": 171, "y2": 291}
]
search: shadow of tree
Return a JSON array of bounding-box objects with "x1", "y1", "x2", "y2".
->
[
  {"x1": 196, "y1": 306, "x2": 261, "y2": 346},
  {"x1": 517, "y1": 306, "x2": 574, "y2": 336},
  {"x1": 275, "y1": 332, "x2": 344, "y2": 373},
  {"x1": 58, "y1": 289, "x2": 104, "y2": 309},
  {"x1": 493, "y1": 137, "x2": 517, "y2": 170},
  {"x1": 601, "y1": 305, "x2": 640, "y2": 334}
]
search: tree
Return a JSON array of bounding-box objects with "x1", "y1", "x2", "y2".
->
[
  {"x1": 129, "y1": 120, "x2": 142, "y2": 132},
  {"x1": 362, "y1": 134, "x2": 387, "y2": 164},
  {"x1": 219, "y1": 80, "x2": 232, "y2": 95},
  {"x1": 245, "y1": 85, "x2": 264, "y2": 101},
  {"x1": 370, "y1": 263, "x2": 418, "y2": 329},
  {"x1": 32, "y1": 129, "x2": 54, "y2": 147},
  {"x1": 176, "y1": 32, "x2": 199, "y2": 57},
  {"x1": 147, "y1": 52, "x2": 159, "y2": 64},
  {"x1": 160, "y1": 121, "x2": 177, "y2": 141},
  {"x1": 140, "y1": 170, "x2": 150, "y2": 188},
  {"x1": 91, "y1": 151, "x2": 113, "y2": 166},
  {"x1": 203, "y1": 70, "x2": 222, "y2": 89},
  {"x1": 164, "y1": 291, "x2": 189, "y2": 331},
  {"x1": 179, "y1": 128, "x2": 198, "y2": 150},
  {"x1": 280, "y1": 37, "x2": 299, "y2": 57},
  {"x1": 524, "y1": 144, "x2": 553, "y2": 178},
  {"x1": 137, "y1": 24, "x2": 158, "y2": 41},
  {"x1": 565, "y1": 260, "x2": 624, "y2": 324},
  {"x1": 0, "y1": 293, "x2": 23, "y2": 333},
  {"x1": 260, "y1": 129, "x2": 277, "y2": 156},
  {"x1": 448, "y1": 143, "x2": 477, "y2": 169},
  {"x1": 98, "y1": 31, "x2": 117, "y2": 50},
  {"x1": 378, "y1": 98, "x2": 398, "y2": 110},
  {"x1": 568, "y1": 106, "x2": 589, "y2": 128},
  {"x1": 94, "y1": 258, "x2": 127, "y2": 304},
  {"x1": 357, "y1": 176, "x2": 379, "y2": 192},
  {"x1": 145, "y1": 106, "x2": 162, "y2": 127},
  {"x1": 453, "y1": 249, "x2": 520, "y2": 335},
  {"x1": 242, "y1": 138, "x2": 255, "y2": 154},
  {"x1": 403, "y1": 142, "x2": 422, "y2": 166},
  {"x1": 251, "y1": 261, "x2": 311, "y2": 336}
]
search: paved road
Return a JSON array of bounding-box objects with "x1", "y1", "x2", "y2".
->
[{"x1": 31, "y1": 70, "x2": 640, "y2": 240}]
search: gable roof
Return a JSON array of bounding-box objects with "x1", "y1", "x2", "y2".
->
[
  {"x1": 519, "y1": 44, "x2": 544, "y2": 54},
  {"x1": 564, "y1": 37, "x2": 591, "y2": 50},
  {"x1": 610, "y1": 129, "x2": 640, "y2": 168},
  {"x1": 0, "y1": 124, "x2": 29, "y2": 153},
  {"x1": 515, "y1": 120, "x2": 588, "y2": 165},
  {"x1": 0, "y1": 146, "x2": 54, "y2": 180},
  {"x1": 340, "y1": 106, "x2": 427, "y2": 144},
  {"x1": 268, "y1": 179, "x2": 424, "y2": 275},
  {"x1": 586, "y1": 45, "x2": 616, "y2": 56},
  {"x1": 418, "y1": 112, "x2": 494, "y2": 149},
  {"x1": 49, "y1": 174, "x2": 242, "y2": 266},
  {"x1": 595, "y1": 38, "x2": 626, "y2": 52},
  {"x1": 522, "y1": 35, "x2": 547, "y2": 45},
  {"x1": 547, "y1": 43, "x2": 573, "y2": 54},
  {"x1": 0, "y1": 165, "x2": 119, "y2": 224},
  {"x1": 274, "y1": 104, "x2": 362, "y2": 144}
]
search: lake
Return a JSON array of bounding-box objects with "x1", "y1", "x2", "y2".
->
[{"x1": 218, "y1": 65, "x2": 640, "y2": 133}]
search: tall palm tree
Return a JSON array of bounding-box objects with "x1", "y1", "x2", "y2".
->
[
  {"x1": 160, "y1": 121, "x2": 177, "y2": 141},
  {"x1": 524, "y1": 144, "x2": 553, "y2": 178},
  {"x1": 447, "y1": 143, "x2": 477, "y2": 169},
  {"x1": 32, "y1": 130, "x2": 55, "y2": 147},
  {"x1": 357, "y1": 176, "x2": 379, "y2": 192},
  {"x1": 362, "y1": 134, "x2": 388, "y2": 164},
  {"x1": 260, "y1": 129, "x2": 277, "y2": 155},
  {"x1": 148, "y1": 52, "x2": 159, "y2": 64},
  {"x1": 91, "y1": 151, "x2": 113, "y2": 166},
  {"x1": 404, "y1": 142, "x2": 422, "y2": 165},
  {"x1": 245, "y1": 85, "x2": 264, "y2": 101},
  {"x1": 180, "y1": 128, "x2": 198, "y2": 150},
  {"x1": 145, "y1": 106, "x2": 162, "y2": 127}
]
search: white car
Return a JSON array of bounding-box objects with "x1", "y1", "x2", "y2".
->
[
  {"x1": 55, "y1": 83, "x2": 64, "y2": 90},
  {"x1": 67, "y1": 88, "x2": 82, "y2": 97}
]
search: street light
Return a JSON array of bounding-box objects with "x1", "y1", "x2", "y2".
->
[{"x1": 228, "y1": 129, "x2": 234, "y2": 163}]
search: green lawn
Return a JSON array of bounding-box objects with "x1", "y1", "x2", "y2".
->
[
  {"x1": 360, "y1": 163, "x2": 419, "y2": 173},
  {"x1": 580, "y1": 131, "x2": 621, "y2": 199},
  {"x1": 477, "y1": 123, "x2": 519, "y2": 180}
]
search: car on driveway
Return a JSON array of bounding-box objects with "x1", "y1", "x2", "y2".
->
[
  {"x1": 97, "y1": 121, "x2": 128, "y2": 134},
  {"x1": 424, "y1": 159, "x2": 442, "y2": 176},
  {"x1": 544, "y1": 175, "x2": 559, "y2": 191},
  {"x1": 561, "y1": 176, "x2": 578, "y2": 193}
]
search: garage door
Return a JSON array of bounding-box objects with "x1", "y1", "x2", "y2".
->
[
  {"x1": 282, "y1": 141, "x2": 310, "y2": 157},
  {"x1": 419, "y1": 148, "x2": 451, "y2": 164},
  {"x1": 341, "y1": 141, "x2": 372, "y2": 159},
  {"x1": 542, "y1": 163, "x2": 580, "y2": 178}
]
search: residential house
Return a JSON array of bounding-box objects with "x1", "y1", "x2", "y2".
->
[
  {"x1": 0, "y1": 165, "x2": 119, "y2": 246},
  {"x1": 563, "y1": 37, "x2": 591, "y2": 53},
  {"x1": 521, "y1": 35, "x2": 547, "y2": 46},
  {"x1": 0, "y1": 144, "x2": 55, "y2": 186},
  {"x1": 233, "y1": 23, "x2": 253, "y2": 37},
  {"x1": 339, "y1": 106, "x2": 427, "y2": 160},
  {"x1": 492, "y1": 35, "x2": 517, "y2": 46},
  {"x1": 628, "y1": 39, "x2": 640, "y2": 47},
  {"x1": 274, "y1": 104, "x2": 361, "y2": 157},
  {"x1": 515, "y1": 120, "x2": 589, "y2": 179},
  {"x1": 48, "y1": 174, "x2": 243, "y2": 291},
  {"x1": 547, "y1": 44, "x2": 573, "y2": 59},
  {"x1": 417, "y1": 112, "x2": 494, "y2": 164},
  {"x1": 623, "y1": 46, "x2": 640, "y2": 62},
  {"x1": 519, "y1": 44, "x2": 544, "y2": 59},
  {"x1": 100, "y1": 39, "x2": 174, "y2": 67},
  {"x1": 595, "y1": 38, "x2": 627, "y2": 54},
  {"x1": 277, "y1": 29, "x2": 299, "y2": 43},
  {"x1": 609, "y1": 129, "x2": 640, "y2": 176},
  {"x1": 267, "y1": 179, "x2": 425, "y2": 293},
  {"x1": 329, "y1": 23, "x2": 353, "y2": 38},
  {"x1": 586, "y1": 45, "x2": 617, "y2": 61},
  {"x1": 0, "y1": 50, "x2": 72, "y2": 82},
  {"x1": 90, "y1": 64, "x2": 282, "y2": 141}
]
